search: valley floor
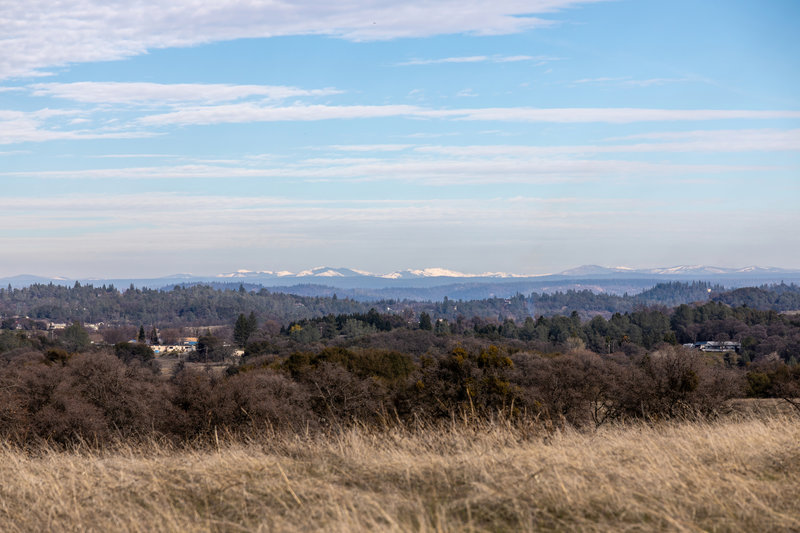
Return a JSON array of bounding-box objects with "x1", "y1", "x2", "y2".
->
[{"x1": 1, "y1": 411, "x2": 798, "y2": 532}]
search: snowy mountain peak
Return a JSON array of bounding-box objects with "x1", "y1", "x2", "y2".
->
[
  {"x1": 211, "y1": 264, "x2": 797, "y2": 282},
  {"x1": 560, "y1": 265, "x2": 795, "y2": 277},
  {"x1": 295, "y1": 267, "x2": 372, "y2": 278}
]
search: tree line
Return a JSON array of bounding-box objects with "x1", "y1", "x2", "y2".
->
[{"x1": 2, "y1": 281, "x2": 799, "y2": 329}]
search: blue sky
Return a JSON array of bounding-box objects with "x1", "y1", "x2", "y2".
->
[{"x1": 1, "y1": 0, "x2": 798, "y2": 278}]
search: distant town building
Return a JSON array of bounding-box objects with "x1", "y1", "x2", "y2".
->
[
  {"x1": 151, "y1": 344, "x2": 196, "y2": 356},
  {"x1": 683, "y1": 341, "x2": 741, "y2": 353}
]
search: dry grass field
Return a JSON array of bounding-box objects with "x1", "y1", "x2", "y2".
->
[{"x1": 1, "y1": 412, "x2": 798, "y2": 532}]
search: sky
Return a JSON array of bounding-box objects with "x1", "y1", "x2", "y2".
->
[{"x1": 1, "y1": 0, "x2": 798, "y2": 278}]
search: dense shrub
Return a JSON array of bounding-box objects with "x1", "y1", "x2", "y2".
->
[
  {"x1": 746, "y1": 360, "x2": 800, "y2": 412},
  {"x1": 0, "y1": 351, "x2": 166, "y2": 443},
  {"x1": 211, "y1": 369, "x2": 315, "y2": 430},
  {"x1": 167, "y1": 369, "x2": 217, "y2": 438},
  {"x1": 411, "y1": 346, "x2": 517, "y2": 418},
  {"x1": 512, "y1": 351, "x2": 618, "y2": 426},
  {"x1": 0, "y1": 337, "x2": 761, "y2": 446},
  {"x1": 608, "y1": 347, "x2": 741, "y2": 420},
  {"x1": 114, "y1": 342, "x2": 155, "y2": 364}
]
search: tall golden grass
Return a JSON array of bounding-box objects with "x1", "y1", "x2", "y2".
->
[{"x1": 1, "y1": 412, "x2": 798, "y2": 532}]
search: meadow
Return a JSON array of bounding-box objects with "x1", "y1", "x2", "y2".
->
[{"x1": 1, "y1": 409, "x2": 798, "y2": 532}]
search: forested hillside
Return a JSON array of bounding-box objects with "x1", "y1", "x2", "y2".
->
[
  {"x1": 0, "y1": 283, "x2": 379, "y2": 326},
  {"x1": 2, "y1": 281, "x2": 798, "y2": 328}
]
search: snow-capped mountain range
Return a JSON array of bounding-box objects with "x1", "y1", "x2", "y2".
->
[
  {"x1": 215, "y1": 266, "x2": 532, "y2": 280},
  {"x1": 213, "y1": 264, "x2": 799, "y2": 280},
  {"x1": 557, "y1": 265, "x2": 796, "y2": 277},
  {"x1": 2, "y1": 265, "x2": 799, "y2": 294}
]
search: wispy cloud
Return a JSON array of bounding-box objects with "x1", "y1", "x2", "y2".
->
[
  {"x1": 30, "y1": 82, "x2": 342, "y2": 105},
  {"x1": 2, "y1": 190, "x2": 794, "y2": 278},
  {"x1": 0, "y1": 155, "x2": 772, "y2": 185},
  {"x1": 622, "y1": 77, "x2": 692, "y2": 87},
  {"x1": 328, "y1": 144, "x2": 414, "y2": 152},
  {"x1": 88, "y1": 153, "x2": 179, "y2": 159},
  {"x1": 571, "y1": 76, "x2": 694, "y2": 87},
  {"x1": 0, "y1": 193, "x2": 668, "y2": 246},
  {"x1": 439, "y1": 107, "x2": 800, "y2": 123},
  {"x1": 396, "y1": 54, "x2": 559, "y2": 66},
  {"x1": 5, "y1": 100, "x2": 800, "y2": 145},
  {"x1": 137, "y1": 103, "x2": 800, "y2": 127},
  {"x1": 0, "y1": 108, "x2": 156, "y2": 144},
  {"x1": 572, "y1": 76, "x2": 629, "y2": 84},
  {"x1": 136, "y1": 103, "x2": 425, "y2": 126},
  {"x1": 417, "y1": 129, "x2": 800, "y2": 155},
  {"x1": 398, "y1": 55, "x2": 490, "y2": 66},
  {"x1": 0, "y1": 0, "x2": 601, "y2": 80}
]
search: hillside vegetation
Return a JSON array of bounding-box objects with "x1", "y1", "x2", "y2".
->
[{"x1": 3, "y1": 281, "x2": 800, "y2": 327}]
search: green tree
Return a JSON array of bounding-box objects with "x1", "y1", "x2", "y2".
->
[
  {"x1": 234, "y1": 313, "x2": 255, "y2": 348},
  {"x1": 419, "y1": 312, "x2": 433, "y2": 331},
  {"x1": 149, "y1": 326, "x2": 159, "y2": 345},
  {"x1": 138, "y1": 325, "x2": 146, "y2": 343},
  {"x1": 247, "y1": 311, "x2": 258, "y2": 337},
  {"x1": 195, "y1": 331, "x2": 232, "y2": 362},
  {"x1": 114, "y1": 341, "x2": 155, "y2": 363},
  {"x1": 61, "y1": 321, "x2": 90, "y2": 352}
]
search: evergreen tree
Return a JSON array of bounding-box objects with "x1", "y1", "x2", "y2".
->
[
  {"x1": 195, "y1": 331, "x2": 232, "y2": 362},
  {"x1": 138, "y1": 325, "x2": 146, "y2": 343},
  {"x1": 234, "y1": 314, "x2": 250, "y2": 348},
  {"x1": 149, "y1": 326, "x2": 160, "y2": 345},
  {"x1": 62, "y1": 322, "x2": 90, "y2": 352},
  {"x1": 419, "y1": 312, "x2": 433, "y2": 331},
  {"x1": 247, "y1": 311, "x2": 258, "y2": 336}
]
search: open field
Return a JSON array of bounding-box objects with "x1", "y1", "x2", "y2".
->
[{"x1": 1, "y1": 412, "x2": 799, "y2": 532}]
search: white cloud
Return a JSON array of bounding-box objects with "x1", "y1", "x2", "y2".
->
[
  {"x1": 0, "y1": 155, "x2": 771, "y2": 185},
  {"x1": 607, "y1": 128, "x2": 799, "y2": 143},
  {"x1": 136, "y1": 103, "x2": 800, "y2": 127},
  {"x1": 497, "y1": 55, "x2": 557, "y2": 63},
  {"x1": 0, "y1": 108, "x2": 157, "y2": 144},
  {"x1": 622, "y1": 77, "x2": 691, "y2": 87},
  {"x1": 439, "y1": 107, "x2": 800, "y2": 123},
  {"x1": 30, "y1": 82, "x2": 342, "y2": 105},
  {"x1": 3, "y1": 191, "x2": 796, "y2": 278},
  {"x1": 417, "y1": 129, "x2": 800, "y2": 155},
  {"x1": 572, "y1": 77, "x2": 630, "y2": 84},
  {"x1": 396, "y1": 54, "x2": 558, "y2": 66},
  {"x1": 137, "y1": 103, "x2": 426, "y2": 126},
  {"x1": 571, "y1": 76, "x2": 695, "y2": 87},
  {"x1": 0, "y1": 194, "x2": 659, "y2": 241},
  {"x1": 328, "y1": 144, "x2": 413, "y2": 152},
  {"x1": 0, "y1": 0, "x2": 604, "y2": 80},
  {"x1": 89, "y1": 153, "x2": 178, "y2": 159},
  {"x1": 456, "y1": 89, "x2": 479, "y2": 98},
  {"x1": 398, "y1": 55, "x2": 489, "y2": 66}
]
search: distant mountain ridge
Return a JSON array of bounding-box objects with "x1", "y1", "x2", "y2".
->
[
  {"x1": 558, "y1": 265, "x2": 796, "y2": 277},
  {"x1": 2, "y1": 265, "x2": 799, "y2": 298},
  {"x1": 215, "y1": 264, "x2": 798, "y2": 280},
  {"x1": 214, "y1": 266, "x2": 529, "y2": 280}
]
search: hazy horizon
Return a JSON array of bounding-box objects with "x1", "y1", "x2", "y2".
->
[
  {"x1": 2, "y1": 1, "x2": 798, "y2": 278},
  {"x1": 4, "y1": 263, "x2": 800, "y2": 283}
]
